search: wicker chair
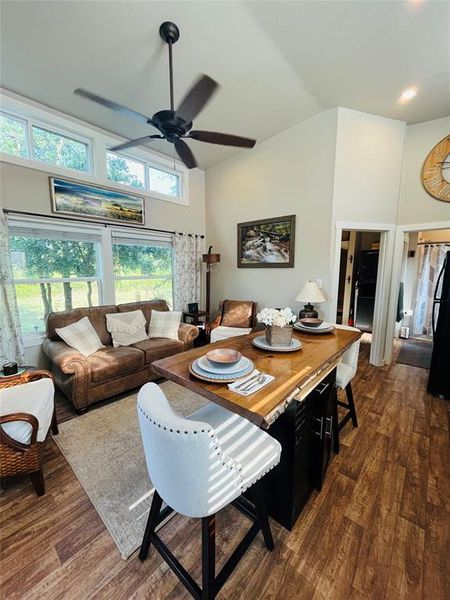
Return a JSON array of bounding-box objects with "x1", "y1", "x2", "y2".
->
[{"x1": 0, "y1": 369, "x2": 58, "y2": 496}]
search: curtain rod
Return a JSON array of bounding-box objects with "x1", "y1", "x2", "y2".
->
[
  {"x1": 3, "y1": 209, "x2": 205, "y2": 238},
  {"x1": 417, "y1": 241, "x2": 450, "y2": 245}
]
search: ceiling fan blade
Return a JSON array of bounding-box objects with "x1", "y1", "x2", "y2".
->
[
  {"x1": 74, "y1": 88, "x2": 154, "y2": 126},
  {"x1": 176, "y1": 75, "x2": 219, "y2": 123},
  {"x1": 189, "y1": 130, "x2": 256, "y2": 148},
  {"x1": 174, "y1": 139, "x2": 197, "y2": 169},
  {"x1": 110, "y1": 135, "x2": 163, "y2": 152}
]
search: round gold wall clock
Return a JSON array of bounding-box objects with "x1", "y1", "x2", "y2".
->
[{"x1": 421, "y1": 135, "x2": 450, "y2": 202}]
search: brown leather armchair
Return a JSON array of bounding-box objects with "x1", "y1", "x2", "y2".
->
[
  {"x1": 0, "y1": 370, "x2": 58, "y2": 496},
  {"x1": 210, "y1": 300, "x2": 257, "y2": 342}
]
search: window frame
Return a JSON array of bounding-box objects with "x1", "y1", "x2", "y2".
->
[
  {"x1": 8, "y1": 216, "x2": 175, "y2": 346},
  {"x1": 29, "y1": 122, "x2": 92, "y2": 173},
  {"x1": 112, "y1": 231, "x2": 174, "y2": 307},
  {"x1": 0, "y1": 110, "x2": 30, "y2": 159},
  {"x1": 106, "y1": 150, "x2": 146, "y2": 190},
  {"x1": 147, "y1": 160, "x2": 183, "y2": 200},
  {"x1": 0, "y1": 91, "x2": 190, "y2": 207}
]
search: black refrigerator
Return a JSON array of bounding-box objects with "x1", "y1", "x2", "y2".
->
[{"x1": 428, "y1": 250, "x2": 450, "y2": 400}]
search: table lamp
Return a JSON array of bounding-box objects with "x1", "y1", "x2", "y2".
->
[{"x1": 295, "y1": 281, "x2": 326, "y2": 319}]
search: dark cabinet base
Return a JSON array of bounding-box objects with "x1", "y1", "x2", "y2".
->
[{"x1": 263, "y1": 369, "x2": 336, "y2": 530}]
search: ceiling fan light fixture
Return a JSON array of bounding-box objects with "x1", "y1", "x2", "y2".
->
[{"x1": 399, "y1": 87, "x2": 417, "y2": 103}]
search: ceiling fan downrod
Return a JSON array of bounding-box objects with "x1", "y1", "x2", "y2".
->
[{"x1": 159, "y1": 22, "x2": 180, "y2": 111}]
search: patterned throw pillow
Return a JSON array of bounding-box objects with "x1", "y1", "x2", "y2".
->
[
  {"x1": 148, "y1": 310, "x2": 182, "y2": 341},
  {"x1": 106, "y1": 310, "x2": 148, "y2": 348},
  {"x1": 55, "y1": 316, "x2": 104, "y2": 357}
]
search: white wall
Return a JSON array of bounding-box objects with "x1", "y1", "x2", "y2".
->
[
  {"x1": 332, "y1": 108, "x2": 406, "y2": 224},
  {"x1": 397, "y1": 116, "x2": 450, "y2": 225},
  {"x1": 205, "y1": 109, "x2": 338, "y2": 320}
]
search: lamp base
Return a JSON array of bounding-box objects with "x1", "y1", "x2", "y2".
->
[{"x1": 298, "y1": 303, "x2": 318, "y2": 319}]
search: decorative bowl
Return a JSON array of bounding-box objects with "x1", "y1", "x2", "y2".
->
[
  {"x1": 300, "y1": 318, "x2": 323, "y2": 328},
  {"x1": 206, "y1": 348, "x2": 242, "y2": 367}
]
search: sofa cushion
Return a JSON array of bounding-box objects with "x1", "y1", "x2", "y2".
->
[
  {"x1": 106, "y1": 310, "x2": 148, "y2": 347},
  {"x1": 117, "y1": 300, "x2": 169, "y2": 327},
  {"x1": 132, "y1": 338, "x2": 184, "y2": 364},
  {"x1": 47, "y1": 305, "x2": 118, "y2": 345},
  {"x1": 148, "y1": 310, "x2": 182, "y2": 341},
  {"x1": 89, "y1": 346, "x2": 145, "y2": 383},
  {"x1": 55, "y1": 316, "x2": 104, "y2": 357}
]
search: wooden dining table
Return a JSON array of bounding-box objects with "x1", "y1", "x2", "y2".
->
[{"x1": 152, "y1": 327, "x2": 361, "y2": 429}]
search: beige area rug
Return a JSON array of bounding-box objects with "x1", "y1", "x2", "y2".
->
[{"x1": 54, "y1": 381, "x2": 208, "y2": 559}]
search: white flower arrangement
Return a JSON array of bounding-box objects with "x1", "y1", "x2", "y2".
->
[{"x1": 256, "y1": 307, "x2": 297, "y2": 328}]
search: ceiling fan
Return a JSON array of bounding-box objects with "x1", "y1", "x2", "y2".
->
[{"x1": 74, "y1": 21, "x2": 256, "y2": 169}]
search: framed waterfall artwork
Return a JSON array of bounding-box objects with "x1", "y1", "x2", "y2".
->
[
  {"x1": 237, "y1": 215, "x2": 296, "y2": 268},
  {"x1": 50, "y1": 177, "x2": 145, "y2": 225}
]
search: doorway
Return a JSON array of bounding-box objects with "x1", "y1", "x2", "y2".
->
[
  {"x1": 336, "y1": 230, "x2": 382, "y2": 333},
  {"x1": 395, "y1": 228, "x2": 450, "y2": 369}
]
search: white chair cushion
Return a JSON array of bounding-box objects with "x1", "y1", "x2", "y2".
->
[
  {"x1": 210, "y1": 326, "x2": 252, "y2": 343},
  {"x1": 336, "y1": 363, "x2": 354, "y2": 390},
  {"x1": 187, "y1": 403, "x2": 281, "y2": 491},
  {"x1": 148, "y1": 310, "x2": 181, "y2": 341},
  {"x1": 106, "y1": 310, "x2": 148, "y2": 347},
  {"x1": 0, "y1": 378, "x2": 55, "y2": 444},
  {"x1": 55, "y1": 316, "x2": 104, "y2": 357}
]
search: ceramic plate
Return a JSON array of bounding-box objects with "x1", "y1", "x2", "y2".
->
[
  {"x1": 294, "y1": 322, "x2": 335, "y2": 334},
  {"x1": 197, "y1": 355, "x2": 251, "y2": 374},
  {"x1": 0, "y1": 367, "x2": 26, "y2": 378},
  {"x1": 252, "y1": 336, "x2": 303, "y2": 352},
  {"x1": 190, "y1": 359, "x2": 254, "y2": 382}
]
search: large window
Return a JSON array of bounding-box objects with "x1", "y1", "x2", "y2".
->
[
  {"x1": 31, "y1": 126, "x2": 89, "y2": 172},
  {"x1": 0, "y1": 113, "x2": 28, "y2": 158},
  {"x1": 113, "y1": 236, "x2": 173, "y2": 306},
  {"x1": 9, "y1": 227, "x2": 101, "y2": 335},
  {"x1": 8, "y1": 220, "x2": 174, "y2": 340}
]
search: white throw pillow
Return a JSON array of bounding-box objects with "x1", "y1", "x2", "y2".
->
[
  {"x1": 55, "y1": 316, "x2": 104, "y2": 357},
  {"x1": 106, "y1": 310, "x2": 148, "y2": 348},
  {"x1": 148, "y1": 310, "x2": 182, "y2": 341}
]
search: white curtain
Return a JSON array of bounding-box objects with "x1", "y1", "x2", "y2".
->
[
  {"x1": 172, "y1": 233, "x2": 204, "y2": 311},
  {"x1": 0, "y1": 208, "x2": 25, "y2": 364},
  {"x1": 413, "y1": 243, "x2": 450, "y2": 336}
]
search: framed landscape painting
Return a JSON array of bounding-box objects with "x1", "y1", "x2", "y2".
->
[
  {"x1": 237, "y1": 215, "x2": 296, "y2": 268},
  {"x1": 50, "y1": 177, "x2": 145, "y2": 225}
]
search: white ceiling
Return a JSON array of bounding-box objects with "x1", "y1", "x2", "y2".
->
[{"x1": 1, "y1": 1, "x2": 449, "y2": 169}]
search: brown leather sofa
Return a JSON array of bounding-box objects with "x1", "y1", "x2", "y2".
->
[{"x1": 42, "y1": 300, "x2": 198, "y2": 412}]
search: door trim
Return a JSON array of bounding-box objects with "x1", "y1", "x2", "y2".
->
[
  {"x1": 330, "y1": 221, "x2": 395, "y2": 366},
  {"x1": 385, "y1": 220, "x2": 450, "y2": 364}
]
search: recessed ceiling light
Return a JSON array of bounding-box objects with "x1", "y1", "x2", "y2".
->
[{"x1": 399, "y1": 88, "x2": 417, "y2": 103}]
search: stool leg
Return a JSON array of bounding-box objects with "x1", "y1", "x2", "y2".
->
[
  {"x1": 139, "y1": 490, "x2": 163, "y2": 561},
  {"x1": 345, "y1": 382, "x2": 358, "y2": 427},
  {"x1": 251, "y1": 480, "x2": 274, "y2": 551},
  {"x1": 332, "y1": 387, "x2": 340, "y2": 454},
  {"x1": 30, "y1": 468, "x2": 45, "y2": 496},
  {"x1": 202, "y1": 515, "x2": 216, "y2": 600},
  {"x1": 51, "y1": 408, "x2": 59, "y2": 435}
]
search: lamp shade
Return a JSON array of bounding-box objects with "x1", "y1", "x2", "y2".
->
[{"x1": 295, "y1": 281, "x2": 326, "y2": 304}]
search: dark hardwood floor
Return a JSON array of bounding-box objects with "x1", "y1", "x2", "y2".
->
[{"x1": 1, "y1": 341, "x2": 449, "y2": 599}]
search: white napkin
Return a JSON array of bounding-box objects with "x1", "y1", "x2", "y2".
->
[{"x1": 228, "y1": 369, "x2": 275, "y2": 396}]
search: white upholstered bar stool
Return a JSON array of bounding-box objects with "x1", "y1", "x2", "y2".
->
[
  {"x1": 137, "y1": 382, "x2": 281, "y2": 600},
  {"x1": 333, "y1": 324, "x2": 361, "y2": 454}
]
